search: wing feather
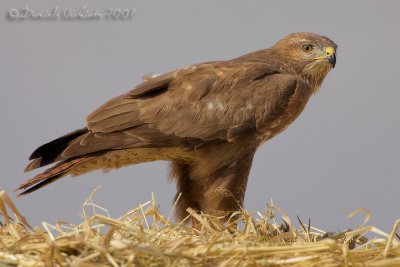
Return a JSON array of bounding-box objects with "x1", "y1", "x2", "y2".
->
[{"x1": 61, "y1": 61, "x2": 300, "y2": 160}]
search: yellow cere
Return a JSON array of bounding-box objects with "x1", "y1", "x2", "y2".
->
[{"x1": 325, "y1": 47, "x2": 334, "y2": 56}]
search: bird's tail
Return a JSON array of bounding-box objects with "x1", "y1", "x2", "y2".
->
[
  {"x1": 17, "y1": 157, "x2": 95, "y2": 196},
  {"x1": 24, "y1": 128, "x2": 89, "y2": 172}
]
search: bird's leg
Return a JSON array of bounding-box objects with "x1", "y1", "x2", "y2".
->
[
  {"x1": 199, "y1": 152, "x2": 255, "y2": 227},
  {"x1": 169, "y1": 149, "x2": 255, "y2": 230},
  {"x1": 169, "y1": 161, "x2": 202, "y2": 223}
]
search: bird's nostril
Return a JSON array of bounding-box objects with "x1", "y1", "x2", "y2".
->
[{"x1": 325, "y1": 47, "x2": 334, "y2": 56}]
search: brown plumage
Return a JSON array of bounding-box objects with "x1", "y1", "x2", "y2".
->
[{"x1": 19, "y1": 32, "x2": 337, "y2": 221}]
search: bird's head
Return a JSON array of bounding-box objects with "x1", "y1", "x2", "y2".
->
[{"x1": 272, "y1": 32, "x2": 337, "y2": 90}]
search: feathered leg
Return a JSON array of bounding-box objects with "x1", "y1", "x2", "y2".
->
[
  {"x1": 169, "y1": 161, "x2": 202, "y2": 222},
  {"x1": 199, "y1": 152, "x2": 255, "y2": 219},
  {"x1": 170, "y1": 150, "x2": 255, "y2": 226}
]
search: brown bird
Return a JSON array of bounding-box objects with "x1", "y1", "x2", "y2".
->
[{"x1": 19, "y1": 32, "x2": 337, "y2": 221}]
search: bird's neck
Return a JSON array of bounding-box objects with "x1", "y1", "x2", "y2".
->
[{"x1": 301, "y1": 64, "x2": 332, "y2": 94}]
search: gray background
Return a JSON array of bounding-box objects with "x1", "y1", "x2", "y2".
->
[{"x1": 1, "y1": 1, "x2": 399, "y2": 232}]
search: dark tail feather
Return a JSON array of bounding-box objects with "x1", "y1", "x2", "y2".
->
[
  {"x1": 17, "y1": 172, "x2": 64, "y2": 196},
  {"x1": 25, "y1": 128, "x2": 88, "y2": 171},
  {"x1": 17, "y1": 157, "x2": 93, "y2": 196}
]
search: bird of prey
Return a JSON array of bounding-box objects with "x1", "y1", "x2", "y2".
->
[{"x1": 19, "y1": 32, "x2": 337, "y2": 221}]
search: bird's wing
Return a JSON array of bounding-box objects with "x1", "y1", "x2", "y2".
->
[{"x1": 61, "y1": 61, "x2": 299, "y2": 158}]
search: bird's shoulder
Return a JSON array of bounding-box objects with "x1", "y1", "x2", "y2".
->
[{"x1": 126, "y1": 53, "x2": 302, "y2": 99}]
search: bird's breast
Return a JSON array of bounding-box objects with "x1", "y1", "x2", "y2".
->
[{"x1": 256, "y1": 85, "x2": 312, "y2": 145}]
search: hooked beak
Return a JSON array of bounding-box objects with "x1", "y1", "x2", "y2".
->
[
  {"x1": 327, "y1": 53, "x2": 336, "y2": 68},
  {"x1": 313, "y1": 46, "x2": 336, "y2": 68}
]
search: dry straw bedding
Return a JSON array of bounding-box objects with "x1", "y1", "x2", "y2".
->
[{"x1": 0, "y1": 189, "x2": 399, "y2": 267}]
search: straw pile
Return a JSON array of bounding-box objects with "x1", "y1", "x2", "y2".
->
[{"x1": 1, "y1": 189, "x2": 399, "y2": 267}]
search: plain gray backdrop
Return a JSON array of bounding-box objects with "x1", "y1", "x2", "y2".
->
[{"x1": 1, "y1": 1, "x2": 399, "y2": 232}]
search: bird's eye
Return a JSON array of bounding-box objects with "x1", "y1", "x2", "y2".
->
[{"x1": 302, "y1": 44, "x2": 314, "y2": 53}]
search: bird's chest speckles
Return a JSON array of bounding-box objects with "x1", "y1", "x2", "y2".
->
[{"x1": 256, "y1": 87, "x2": 312, "y2": 144}]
